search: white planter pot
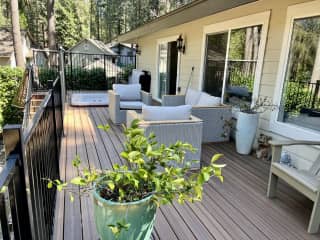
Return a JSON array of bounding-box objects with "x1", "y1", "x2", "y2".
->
[{"x1": 235, "y1": 112, "x2": 259, "y2": 155}]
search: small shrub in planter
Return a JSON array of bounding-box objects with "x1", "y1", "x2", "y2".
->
[{"x1": 46, "y1": 120, "x2": 225, "y2": 239}]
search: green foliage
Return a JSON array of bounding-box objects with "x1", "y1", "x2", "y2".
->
[
  {"x1": 229, "y1": 70, "x2": 254, "y2": 92},
  {"x1": 55, "y1": 0, "x2": 84, "y2": 48},
  {"x1": 46, "y1": 119, "x2": 225, "y2": 234},
  {"x1": 38, "y1": 67, "x2": 110, "y2": 90},
  {"x1": 283, "y1": 81, "x2": 316, "y2": 114},
  {"x1": 38, "y1": 67, "x2": 59, "y2": 87},
  {"x1": 64, "y1": 67, "x2": 109, "y2": 90},
  {"x1": 118, "y1": 64, "x2": 135, "y2": 82},
  {"x1": 0, "y1": 67, "x2": 24, "y2": 131}
]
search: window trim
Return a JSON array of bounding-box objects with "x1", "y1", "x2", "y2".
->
[
  {"x1": 199, "y1": 11, "x2": 270, "y2": 105},
  {"x1": 155, "y1": 35, "x2": 180, "y2": 101},
  {"x1": 270, "y1": 1, "x2": 320, "y2": 140}
]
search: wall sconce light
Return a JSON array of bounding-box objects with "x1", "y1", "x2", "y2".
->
[
  {"x1": 176, "y1": 35, "x2": 185, "y2": 54},
  {"x1": 135, "y1": 44, "x2": 141, "y2": 55}
]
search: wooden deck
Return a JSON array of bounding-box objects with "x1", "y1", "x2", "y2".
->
[{"x1": 53, "y1": 105, "x2": 320, "y2": 240}]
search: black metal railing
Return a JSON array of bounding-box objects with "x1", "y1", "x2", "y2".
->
[
  {"x1": 0, "y1": 76, "x2": 63, "y2": 240},
  {"x1": 284, "y1": 80, "x2": 320, "y2": 113},
  {"x1": 32, "y1": 49, "x2": 136, "y2": 91}
]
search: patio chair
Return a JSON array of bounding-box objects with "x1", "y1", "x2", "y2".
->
[
  {"x1": 267, "y1": 140, "x2": 320, "y2": 233},
  {"x1": 162, "y1": 89, "x2": 232, "y2": 142},
  {"x1": 108, "y1": 84, "x2": 152, "y2": 124},
  {"x1": 126, "y1": 105, "x2": 203, "y2": 169}
]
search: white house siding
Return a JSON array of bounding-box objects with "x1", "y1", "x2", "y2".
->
[{"x1": 135, "y1": 0, "x2": 319, "y2": 168}]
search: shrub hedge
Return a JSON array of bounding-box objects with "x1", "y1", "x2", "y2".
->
[{"x1": 0, "y1": 67, "x2": 24, "y2": 131}]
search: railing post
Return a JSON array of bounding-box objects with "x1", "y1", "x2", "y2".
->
[
  {"x1": 48, "y1": 80, "x2": 60, "y2": 180},
  {"x1": 58, "y1": 45, "x2": 66, "y2": 124},
  {"x1": 3, "y1": 125, "x2": 33, "y2": 240},
  {"x1": 311, "y1": 80, "x2": 320, "y2": 109}
]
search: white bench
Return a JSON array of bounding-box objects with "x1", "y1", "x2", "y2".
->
[{"x1": 267, "y1": 140, "x2": 320, "y2": 233}]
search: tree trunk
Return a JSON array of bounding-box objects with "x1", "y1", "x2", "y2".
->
[
  {"x1": 10, "y1": 0, "x2": 24, "y2": 68},
  {"x1": 47, "y1": 0, "x2": 56, "y2": 66}
]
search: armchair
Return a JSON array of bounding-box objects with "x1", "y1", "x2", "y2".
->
[
  {"x1": 108, "y1": 84, "x2": 152, "y2": 124},
  {"x1": 267, "y1": 140, "x2": 320, "y2": 233},
  {"x1": 126, "y1": 106, "x2": 203, "y2": 169}
]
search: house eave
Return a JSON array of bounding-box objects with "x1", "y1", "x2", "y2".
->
[{"x1": 116, "y1": 0, "x2": 257, "y2": 42}]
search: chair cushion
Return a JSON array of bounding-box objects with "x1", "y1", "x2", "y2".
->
[
  {"x1": 273, "y1": 162, "x2": 320, "y2": 192},
  {"x1": 142, "y1": 105, "x2": 192, "y2": 121},
  {"x1": 113, "y1": 84, "x2": 141, "y2": 100},
  {"x1": 196, "y1": 92, "x2": 221, "y2": 106},
  {"x1": 129, "y1": 69, "x2": 144, "y2": 84},
  {"x1": 185, "y1": 89, "x2": 201, "y2": 105},
  {"x1": 120, "y1": 101, "x2": 144, "y2": 110}
]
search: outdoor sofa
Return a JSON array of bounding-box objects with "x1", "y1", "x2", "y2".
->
[{"x1": 162, "y1": 89, "x2": 232, "y2": 143}]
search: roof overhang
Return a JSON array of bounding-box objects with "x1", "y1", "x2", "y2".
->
[{"x1": 117, "y1": 0, "x2": 257, "y2": 42}]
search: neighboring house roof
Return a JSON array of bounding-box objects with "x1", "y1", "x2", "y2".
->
[
  {"x1": 108, "y1": 42, "x2": 134, "y2": 50},
  {"x1": 117, "y1": 0, "x2": 256, "y2": 42},
  {"x1": 0, "y1": 27, "x2": 27, "y2": 57},
  {"x1": 68, "y1": 38, "x2": 116, "y2": 55}
]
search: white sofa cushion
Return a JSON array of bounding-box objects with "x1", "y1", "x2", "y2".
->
[
  {"x1": 113, "y1": 84, "x2": 141, "y2": 100},
  {"x1": 142, "y1": 105, "x2": 192, "y2": 121},
  {"x1": 185, "y1": 89, "x2": 202, "y2": 105},
  {"x1": 196, "y1": 92, "x2": 221, "y2": 106},
  {"x1": 120, "y1": 101, "x2": 144, "y2": 110},
  {"x1": 129, "y1": 69, "x2": 144, "y2": 84}
]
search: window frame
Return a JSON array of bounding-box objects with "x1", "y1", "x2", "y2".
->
[
  {"x1": 270, "y1": 1, "x2": 320, "y2": 140},
  {"x1": 199, "y1": 11, "x2": 270, "y2": 106}
]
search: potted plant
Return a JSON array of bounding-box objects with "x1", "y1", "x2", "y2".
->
[
  {"x1": 46, "y1": 119, "x2": 225, "y2": 240},
  {"x1": 235, "y1": 97, "x2": 276, "y2": 155}
]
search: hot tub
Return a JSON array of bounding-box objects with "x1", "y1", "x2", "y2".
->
[{"x1": 71, "y1": 93, "x2": 109, "y2": 106}]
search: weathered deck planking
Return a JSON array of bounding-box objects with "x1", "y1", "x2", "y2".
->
[{"x1": 53, "y1": 105, "x2": 320, "y2": 240}]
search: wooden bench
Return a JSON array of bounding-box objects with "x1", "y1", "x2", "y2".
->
[{"x1": 267, "y1": 140, "x2": 320, "y2": 233}]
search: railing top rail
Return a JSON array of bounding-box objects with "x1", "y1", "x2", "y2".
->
[
  {"x1": 64, "y1": 51, "x2": 132, "y2": 57},
  {"x1": 0, "y1": 154, "x2": 18, "y2": 188},
  {"x1": 32, "y1": 48, "x2": 59, "y2": 53},
  {"x1": 23, "y1": 89, "x2": 53, "y2": 144}
]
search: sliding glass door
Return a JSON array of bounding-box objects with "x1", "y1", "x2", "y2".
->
[{"x1": 158, "y1": 41, "x2": 178, "y2": 99}]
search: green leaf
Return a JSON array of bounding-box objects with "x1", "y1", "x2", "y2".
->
[
  {"x1": 98, "y1": 124, "x2": 110, "y2": 132},
  {"x1": 72, "y1": 155, "x2": 81, "y2": 167},
  {"x1": 107, "y1": 181, "x2": 115, "y2": 191},
  {"x1": 47, "y1": 181, "x2": 53, "y2": 189},
  {"x1": 69, "y1": 193, "x2": 74, "y2": 202},
  {"x1": 211, "y1": 154, "x2": 223, "y2": 163},
  {"x1": 70, "y1": 177, "x2": 86, "y2": 186}
]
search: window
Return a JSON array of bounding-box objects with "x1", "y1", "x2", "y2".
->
[
  {"x1": 271, "y1": 2, "x2": 320, "y2": 140},
  {"x1": 203, "y1": 25, "x2": 262, "y2": 105},
  {"x1": 278, "y1": 16, "x2": 320, "y2": 132},
  {"x1": 201, "y1": 12, "x2": 269, "y2": 107}
]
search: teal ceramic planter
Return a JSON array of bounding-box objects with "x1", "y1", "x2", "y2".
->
[{"x1": 93, "y1": 189, "x2": 157, "y2": 240}]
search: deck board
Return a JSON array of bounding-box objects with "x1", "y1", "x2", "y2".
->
[{"x1": 53, "y1": 105, "x2": 320, "y2": 240}]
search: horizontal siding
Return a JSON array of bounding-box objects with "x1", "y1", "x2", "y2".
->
[{"x1": 136, "y1": 0, "x2": 319, "y2": 166}]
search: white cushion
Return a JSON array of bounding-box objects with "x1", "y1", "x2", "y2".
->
[
  {"x1": 185, "y1": 89, "x2": 201, "y2": 105},
  {"x1": 113, "y1": 84, "x2": 141, "y2": 100},
  {"x1": 120, "y1": 101, "x2": 144, "y2": 110},
  {"x1": 142, "y1": 105, "x2": 192, "y2": 121},
  {"x1": 129, "y1": 69, "x2": 144, "y2": 84},
  {"x1": 196, "y1": 92, "x2": 221, "y2": 106}
]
